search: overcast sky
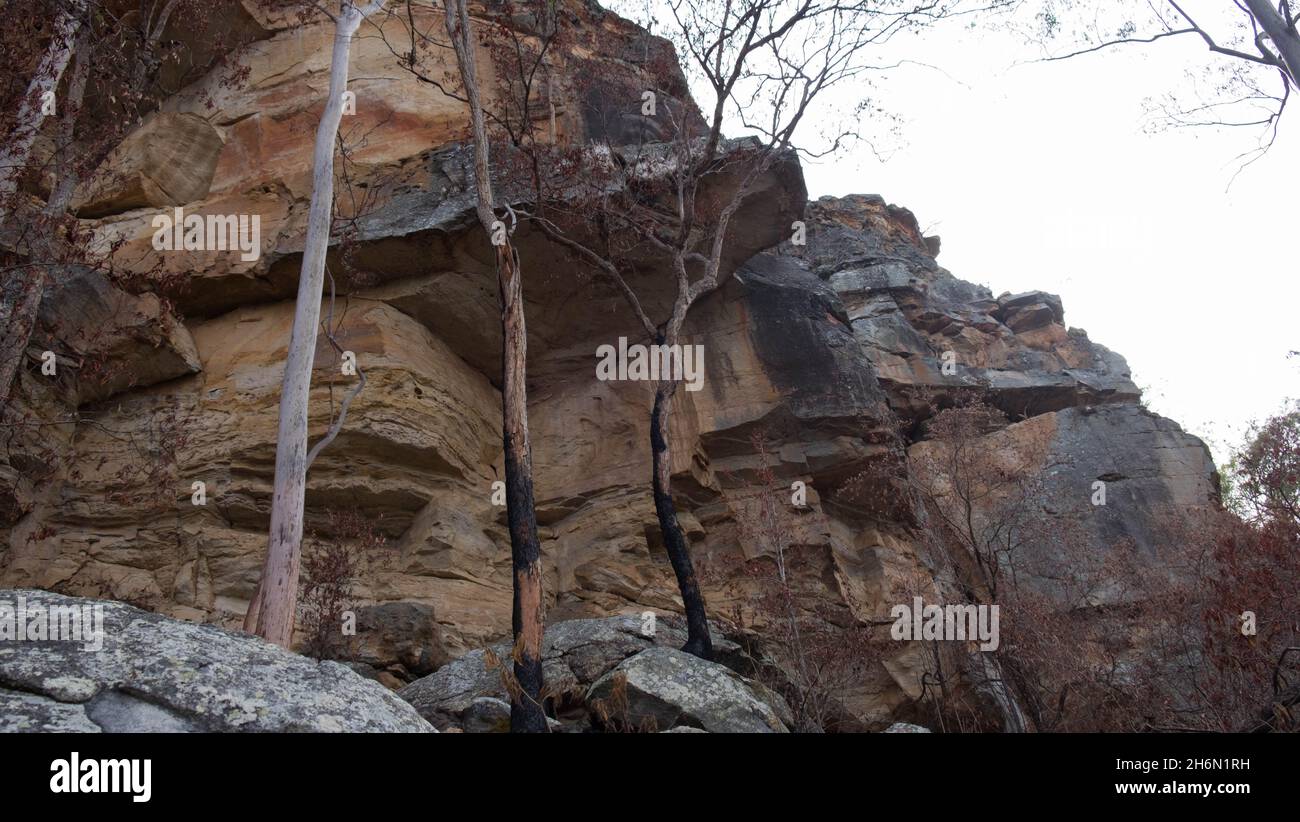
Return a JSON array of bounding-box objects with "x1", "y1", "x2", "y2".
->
[
  {"x1": 616, "y1": 1, "x2": 1299, "y2": 466},
  {"x1": 809, "y1": 16, "x2": 1299, "y2": 466}
]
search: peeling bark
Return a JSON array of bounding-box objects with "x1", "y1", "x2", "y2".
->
[
  {"x1": 443, "y1": 0, "x2": 548, "y2": 732},
  {"x1": 0, "y1": 1, "x2": 84, "y2": 228},
  {"x1": 250, "y1": 0, "x2": 387, "y2": 648}
]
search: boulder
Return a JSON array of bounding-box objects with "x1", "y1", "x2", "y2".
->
[
  {"x1": 586, "y1": 646, "x2": 791, "y2": 733},
  {"x1": 460, "y1": 696, "x2": 513, "y2": 734},
  {"x1": 884, "y1": 722, "x2": 932, "y2": 733},
  {"x1": 1003, "y1": 301, "x2": 1058, "y2": 333},
  {"x1": 350, "y1": 601, "x2": 451, "y2": 683},
  {"x1": 398, "y1": 614, "x2": 746, "y2": 731},
  {"x1": 908, "y1": 404, "x2": 1219, "y2": 604},
  {"x1": 995, "y1": 290, "x2": 1064, "y2": 325},
  {"x1": 73, "y1": 113, "x2": 225, "y2": 219},
  {"x1": 0, "y1": 589, "x2": 433, "y2": 732},
  {"x1": 37, "y1": 269, "x2": 202, "y2": 406}
]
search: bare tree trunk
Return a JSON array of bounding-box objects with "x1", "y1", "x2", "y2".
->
[
  {"x1": 498, "y1": 240, "x2": 548, "y2": 733},
  {"x1": 249, "y1": 0, "x2": 386, "y2": 648},
  {"x1": 650, "y1": 380, "x2": 713, "y2": 660},
  {"x1": 0, "y1": 21, "x2": 92, "y2": 413},
  {"x1": 1244, "y1": 0, "x2": 1300, "y2": 86},
  {"x1": 443, "y1": 0, "x2": 548, "y2": 732},
  {"x1": 976, "y1": 652, "x2": 1032, "y2": 733},
  {"x1": 0, "y1": 1, "x2": 83, "y2": 228},
  {"x1": 0, "y1": 278, "x2": 45, "y2": 412}
]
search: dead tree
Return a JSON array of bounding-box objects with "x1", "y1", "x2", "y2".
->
[
  {"x1": 248, "y1": 0, "x2": 389, "y2": 648},
  {"x1": 0, "y1": 0, "x2": 84, "y2": 228},
  {"x1": 440, "y1": 0, "x2": 550, "y2": 733},
  {"x1": 376, "y1": 0, "x2": 561, "y2": 731}
]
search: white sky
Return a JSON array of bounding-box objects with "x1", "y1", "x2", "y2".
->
[
  {"x1": 614, "y1": 1, "x2": 1300, "y2": 466},
  {"x1": 803, "y1": 18, "x2": 1299, "y2": 467}
]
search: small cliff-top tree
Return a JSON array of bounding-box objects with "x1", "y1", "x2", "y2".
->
[{"x1": 520, "y1": 0, "x2": 1013, "y2": 660}]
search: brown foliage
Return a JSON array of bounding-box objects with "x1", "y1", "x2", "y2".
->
[
  {"x1": 298, "y1": 509, "x2": 384, "y2": 660},
  {"x1": 714, "y1": 430, "x2": 885, "y2": 732}
]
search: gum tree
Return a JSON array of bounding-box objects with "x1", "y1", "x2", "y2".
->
[
  {"x1": 378, "y1": 0, "x2": 562, "y2": 731},
  {"x1": 247, "y1": 0, "x2": 389, "y2": 648}
]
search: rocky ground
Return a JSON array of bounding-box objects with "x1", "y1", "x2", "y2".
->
[
  {"x1": 1, "y1": 591, "x2": 800, "y2": 733},
  {"x1": 0, "y1": 589, "x2": 431, "y2": 732}
]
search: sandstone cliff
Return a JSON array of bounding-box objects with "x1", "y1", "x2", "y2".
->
[{"x1": 0, "y1": 0, "x2": 1219, "y2": 729}]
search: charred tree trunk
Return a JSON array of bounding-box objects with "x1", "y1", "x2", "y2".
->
[
  {"x1": 650, "y1": 381, "x2": 713, "y2": 660},
  {"x1": 498, "y1": 240, "x2": 548, "y2": 733},
  {"x1": 442, "y1": 0, "x2": 547, "y2": 731}
]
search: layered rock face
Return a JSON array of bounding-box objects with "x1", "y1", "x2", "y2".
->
[{"x1": 0, "y1": 1, "x2": 1219, "y2": 728}]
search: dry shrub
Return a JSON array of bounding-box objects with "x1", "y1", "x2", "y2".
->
[
  {"x1": 587, "y1": 672, "x2": 661, "y2": 733},
  {"x1": 482, "y1": 641, "x2": 561, "y2": 732},
  {"x1": 299, "y1": 509, "x2": 382, "y2": 660},
  {"x1": 715, "y1": 430, "x2": 886, "y2": 732}
]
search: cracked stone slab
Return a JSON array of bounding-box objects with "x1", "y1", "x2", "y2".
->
[
  {"x1": 0, "y1": 589, "x2": 434, "y2": 732},
  {"x1": 0, "y1": 688, "x2": 102, "y2": 732}
]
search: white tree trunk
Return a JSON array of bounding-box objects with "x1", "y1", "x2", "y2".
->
[
  {"x1": 0, "y1": 2, "x2": 83, "y2": 227},
  {"x1": 1244, "y1": 0, "x2": 1300, "y2": 88},
  {"x1": 0, "y1": 21, "x2": 92, "y2": 413},
  {"x1": 249, "y1": 0, "x2": 386, "y2": 647},
  {"x1": 977, "y1": 652, "x2": 1031, "y2": 733}
]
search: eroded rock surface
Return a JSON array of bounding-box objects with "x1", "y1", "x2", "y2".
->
[
  {"x1": 0, "y1": 1, "x2": 1220, "y2": 731},
  {"x1": 587, "y1": 646, "x2": 791, "y2": 733},
  {"x1": 398, "y1": 613, "x2": 744, "y2": 730},
  {"x1": 0, "y1": 589, "x2": 433, "y2": 732}
]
